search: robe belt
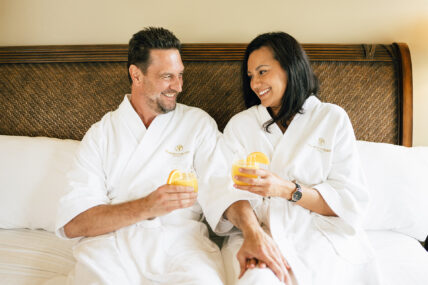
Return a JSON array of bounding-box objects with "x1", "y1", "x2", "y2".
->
[
  {"x1": 135, "y1": 218, "x2": 162, "y2": 228},
  {"x1": 133, "y1": 209, "x2": 201, "y2": 229},
  {"x1": 160, "y1": 208, "x2": 201, "y2": 225}
]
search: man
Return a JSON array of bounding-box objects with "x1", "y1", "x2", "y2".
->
[{"x1": 56, "y1": 27, "x2": 225, "y2": 284}]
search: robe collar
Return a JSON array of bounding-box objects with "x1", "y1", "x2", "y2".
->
[
  {"x1": 256, "y1": 95, "x2": 320, "y2": 135},
  {"x1": 117, "y1": 94, "x2": 177, "y2": 143},
  {"x1": 117, "y1": 94, "x2": 147, "y2": 142}
]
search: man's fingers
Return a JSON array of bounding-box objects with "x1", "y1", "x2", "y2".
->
[
  {"x1": 177, "y1": 198, "x2": 197, "y2": 208},
  {"x1": 261, "y1": 248, "x2": 287, "y2": 283},
  {"x1": 272, "y1": 247, "x2": 289, "y2": 278},
  {"x1": 266, "y1": 259, "x2": 285, "y2": 283},
  {"x1": 166, "y1": 198, "x2": 197, "y2": 211},
  {"x1": 284, "y1": 271, "x2": 293, "y2": 285},
  {"x1": 165, "y1": 185, "x2": 195, "y2": 193},
  {"x1": 158, "y1": 185, "x2": 197, "y2": 202},
  {"x1": 237, "y1": 254, "x2": 247, "y2": 279},
  {"x1": 168, "y1": 191, "x2": 197, "y2": 201},
  {"x1": 281, "y1": 254, "x2": 291, "y2": 270}
]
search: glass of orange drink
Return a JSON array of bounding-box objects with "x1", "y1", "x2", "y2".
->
[
  {"x1": 231, "y1": 152, "x2": 270, "y2": 186},
  {"x1": 167, "y1": 169, "x2": 198, "y2": 192}
]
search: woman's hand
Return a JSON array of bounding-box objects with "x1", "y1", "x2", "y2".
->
[
  {"x1": 234, "y1": 168, "x2": 338, "y2": 217},
  {"x1": 233, "y1": 168, "x2": 294, "y2": 199}
]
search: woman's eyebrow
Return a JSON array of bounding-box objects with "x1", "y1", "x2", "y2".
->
[{"x1": 255, "y1": 64, "x2": 269, "y2": 71}]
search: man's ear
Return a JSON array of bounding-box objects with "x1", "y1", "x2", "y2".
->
[{"x1": 129, "y1": 65, "x2": 143, "y2": 84}]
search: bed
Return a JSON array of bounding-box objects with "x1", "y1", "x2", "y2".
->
[{"x1": 0, "y1": 43, "x2": 427, "y2": 284}]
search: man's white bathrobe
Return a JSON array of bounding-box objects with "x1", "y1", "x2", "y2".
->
[
  {"x1": 215, "y1": 96, "x2": 382, "y2": 285},
  {"x1": 56, "y1": 95, "x2": 226, "y2": 285}
]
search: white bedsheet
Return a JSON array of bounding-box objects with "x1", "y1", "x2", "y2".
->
[
  {"x1": 0, "y1": 228, "x2": 427, "y2": 285},
  {"x1": 0, "y1": 229, "x2": 76, "y2": 285},
  {"x1": 367, "y1": 230, "x2": 428, "y2": 285}
]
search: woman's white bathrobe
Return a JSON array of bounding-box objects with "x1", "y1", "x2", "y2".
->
[
  {"x1": 216, "y1": 96, "x2": 382, "y2": 285},
  {"x1": 55, "y1": 95, "x2": 226, "y2": 285}
]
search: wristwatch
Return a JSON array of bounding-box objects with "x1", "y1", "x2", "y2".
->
[{"x1": 290, "y1": 182, "x2": 302, "y2": 202}]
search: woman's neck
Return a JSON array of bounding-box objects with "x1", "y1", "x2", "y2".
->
[
  {"x1": 270, "y1": 105, "x2": 281, "y2": 117},
  {"x1": 267, "y1": 107, "x2": 294, "y2": 134}
]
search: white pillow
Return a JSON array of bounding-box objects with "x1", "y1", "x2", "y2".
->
[
  {"x1": 0, "y1": 135, "x2": 79, "y2": 232},
  {"x1": 357, "y1": 140, "x2": 428, "y2": 241}
]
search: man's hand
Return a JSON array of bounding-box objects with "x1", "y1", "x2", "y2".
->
[
  {"x1": 225, "y1": 201, "x2": 292, "y2": 284},
  {"x1": 141, "y1": 184, "x2": 197, "y2": 219},
  {"x1": 237, "y1": 227, "x2": 291, "y2": 284},
  {"x1": 63, "y1": 184, "x2": 197, "y2": 238}
]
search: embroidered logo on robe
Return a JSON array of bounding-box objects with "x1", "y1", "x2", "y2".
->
[
  {"x1": 166, "y1": 144, "x2": 190, "y2": 156},
  {"x1": 308, "y1": 137, "x2": 331, "y2": 152}
]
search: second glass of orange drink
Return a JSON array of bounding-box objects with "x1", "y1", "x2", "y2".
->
[{"x1": 231, "y1": 152, "x2": 270, "y2": 186}]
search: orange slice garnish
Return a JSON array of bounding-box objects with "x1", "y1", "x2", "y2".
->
[
  {"x1": 167, "y1": 169, "x2": 198, "y2": 192},
  {"x1": 167, "y1": 169, "x2": 182, "y2": 184},
  {"x1": 246, "y1": 152, "x2": 270, "y2": 165}
]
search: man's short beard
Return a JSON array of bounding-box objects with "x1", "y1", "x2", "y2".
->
[{"x1": 156, "y1": 100, "x2": 176, "y2": 114}]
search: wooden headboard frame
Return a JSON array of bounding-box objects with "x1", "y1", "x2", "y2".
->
[{"x1": 0, "y1": 43, "x2": 412, "y2": 146}]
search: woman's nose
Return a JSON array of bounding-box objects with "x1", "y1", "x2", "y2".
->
[{"x1": 250, "y1": 76, "x2": 260, "y2": 91}]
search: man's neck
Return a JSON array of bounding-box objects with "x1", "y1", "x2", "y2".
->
[{"x1": 129, "y1": 94, "x2": 157, "y2": 128}]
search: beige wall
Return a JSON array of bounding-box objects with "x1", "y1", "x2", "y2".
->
[{"x1": 1, "y1": 0, "x2": 427, "y2": 145}]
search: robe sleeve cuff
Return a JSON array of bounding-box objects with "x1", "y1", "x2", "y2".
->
[
  {"x1": 205, "y1": 190, "x2": 261, "y2": 235},
  {"x1": 215, "y1": 217, "x2": 234, "y2": 234},
  {"x1": 55, "y1": 197, "x2": 107, "y2": 239},
  {"x1": 313, "y1": 182, "x2": 359, "y2": 226}
]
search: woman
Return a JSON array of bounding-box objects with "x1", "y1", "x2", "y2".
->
[{"x1": 219, "y1": 32, "x2": 382, "y2": 285}]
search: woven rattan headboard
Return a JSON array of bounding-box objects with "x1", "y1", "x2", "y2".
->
[{"x1": 0, "y1": 43, "x2": 412, "y2": 146}]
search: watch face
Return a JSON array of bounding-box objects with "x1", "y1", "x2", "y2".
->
[{"x1": 292, "y1": 190, "x2": 302, "y2": 201}]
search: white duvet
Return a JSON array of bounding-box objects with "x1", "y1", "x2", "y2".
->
[
  {"x1": 0, "y1": 229, "x2": 76, "y2": 285},
  {"x1": 1, "y1": 227, "x2": 427, "y2": 284}
]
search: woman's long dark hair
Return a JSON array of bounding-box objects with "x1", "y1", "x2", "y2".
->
[{"x1": 241, "y1": 32, "x2": 319, "y2": 132}]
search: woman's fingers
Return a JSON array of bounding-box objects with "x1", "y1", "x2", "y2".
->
[
  {"x1": 238, "y1": 167, "x2": 268, "y2": 177},
  {"x1": 233, "y1": 184, "x2": 266, "y2": 195},
  {"x1": 246, "y1": 258, "x2": 257, "y2": 269},
  {"x1": 233, "y1": 173, "x2": 267, "y2": 186}
]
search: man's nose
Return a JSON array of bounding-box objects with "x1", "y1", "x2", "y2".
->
[{"x1": 171, "y1": 77, "x2": 182, "y2": 93}]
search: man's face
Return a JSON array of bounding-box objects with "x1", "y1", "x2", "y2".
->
[{"x1": 135, "y1": 49, "x2": 184, "y2": 115}]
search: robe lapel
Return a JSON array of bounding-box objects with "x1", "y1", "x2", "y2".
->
[
  {"x1": 256, "y1": 105, "x2": 282, "y2": 150},
  {"x1": 113, "y1": 97, "x2": 175, "y2": 200},
  {"x1": 120, "y1": 112, "x2": 174, "y2": 194},
  {"x1": 266, "y1": 96, "x2": 315, "y2": 258},
  {"x1": 266, "y1": 97, "x2": 321, "y2": 284},
  {"x1": 269, "y1": 96, "x2": 319, "y2": 178},
  {"x1": 117, "y1": 94, "x2": 147, "y2": 145},
  {"x1": 126, "y1": 110, "x2": 173, "y2": 170},
  {"x1": 253, "y1": 105, "x2": 292, "y2": 241}
]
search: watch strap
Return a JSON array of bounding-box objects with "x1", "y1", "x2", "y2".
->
[{"x1": 290, "y1": 182, "x2": 302, "y2": 202}]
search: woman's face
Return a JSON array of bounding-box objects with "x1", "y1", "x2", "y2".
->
[{"x1": 247, "y1": 46, "x2": 287, "y2": 113}]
